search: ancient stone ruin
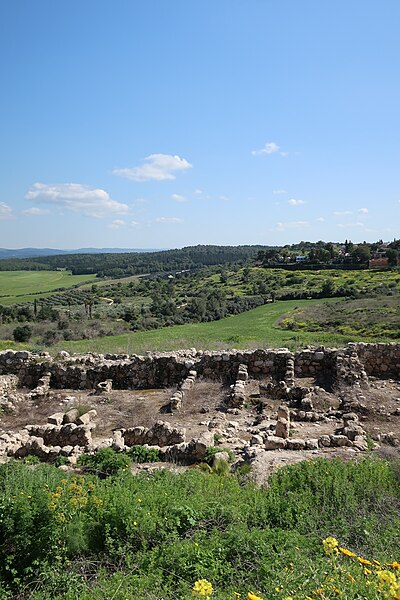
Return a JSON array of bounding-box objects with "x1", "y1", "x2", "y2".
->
[{"x1": 0, "y1": 343, "x2": 399, "y2": 475}]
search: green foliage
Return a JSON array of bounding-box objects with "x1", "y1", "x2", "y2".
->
[
  {"x1": 127, "y1": 445, "x2": 160, "y2": 463},
  {"x1": 0, "y1": 458, "x2": 398, "y2": 598},
  {"x1": 21, "y1": 454, "x2": 41, "y2": 465},
  {"x1": 12, "y1": 324, "x2": 32, "y2": 342},
  {"x1": 204, "y1": 446, "x2": 234, "y2": 464},
  {"x1": 77, "y1": 447, "x2": 131, "y2": 477}
]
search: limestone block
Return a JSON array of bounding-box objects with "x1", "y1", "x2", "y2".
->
[
  {"x1": 286, "y1": 438, "x2": 306, "y2": 451},
  {"x1": 318, "y1": 435, "x2": 331, "y2": 447},
  {"x1": 250, "y1": 434, "x2": 264, "y2": 446},
  {"x1": 277, "y1": 404, "x2": 290, "y2": 420},
  {"x1": 330, "y1": 434, "x2": 352, "y2": 447},
  {"x1": 63, "y1": 408, "x2": 79, "y2": 424},
  {"x1": 305, "y1": 438, "x2": 319, "y2": 450},
  {"x1": 265, "y1": 436, "x2": 287, "y2": 450},
  {"x1": 48, "y1": 412, "x2": 64, "y2": 426},
  {"x1": 275, "y1": 417, "x2": 289, "y2": 439},
  {"x1": 76, "y1": 409, "x2": 97, "y2": 425}
]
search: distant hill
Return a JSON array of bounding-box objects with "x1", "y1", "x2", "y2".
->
[
  {"x1": 0, "y1": 248, "x2": 164, "y2": 260},
  {"x1": 0, "y1": 245, "x2": 269, "y2": 277}
]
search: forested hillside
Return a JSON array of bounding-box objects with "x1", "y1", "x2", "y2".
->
[{"x1": 0, "y1": 245, "x2": 269, "y2": 276}]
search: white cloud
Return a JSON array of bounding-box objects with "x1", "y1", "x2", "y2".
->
[
  {"x1": 252, "y1": 142, "x2": 280, "y2": 156},
  {"x1": 26, "y1": 183, "x2": 129, "y2": 218},
  {"x1": 337, "y1": 222, "x2": 365, "y2": 228},
  {"x1": 130, "y1": 220, "x2": 140, "y2": 226},
  {"x1": 315, "y1": 217, "x2": 325, "y2": 222},
  {"x1": 194, "y1": 188, "x2": 203, "y2": 195},
  {"x1": 108, "y1": 219, "x2": 126, "y2": 229},
  {"x1": 113, "y1": 154, "x2": 192, "y2": 181},
  {"x1": 273, "y1": 189, "x2": 287, "y2": 195},
  {"x1": 22, "y1": 207, "x2": 50, "y2": 216},
  {"x1": 288, "y1": 198, "x2": 305, "y2": 206},
  {"x1": 275, "y1": 220, "x2": 309, "y2": 231},
  {"x1": 0, "y1": 202, "x2": 13, "y2": 220},
  {"x1": 358, "y1": 207, "x2": 369, "y2": 214},
  {"x1": 156, "y1": 217, "x2": 183, "y2": 224},
  {"x1": 333, "y1": 210, "x2": 353, "y2": 216},
  {"x1": 171, "y1": 194, "x2": 187, "y2": 202}
]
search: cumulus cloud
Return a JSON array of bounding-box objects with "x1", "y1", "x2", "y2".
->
[
  {"x1": 0, "y1": 202, "x2": 13, "y2": 220},
  {"x1": 156, "y1": 217, "x2": 183, "y2": 224},
  {"x1": 315, "y1": 217, "x2": 325, "y2": 222},
  {"x1": 275, "y1": 220, "x2": 309, "y2": 231},
  {"x1": 288, "y1": 198, "x2": 305, "y2": 206},
  {"x1": 252, "y1": 142, "x2": 280, "y2": 156},
  {"x1": 358, "y1": 207, "x2": 369, "y2": 214},
  {"x1": 22, "y1": 207, "x2": 50, "y2": 216},
  {"x1": 113, "y1": 154, "x2": 192, "y2": 182},
  {"x1": 171, "y1": 194, "x2": 187, "y2": 202},
  {"x1": 333, "y1": 210, "x2": 353, "y2": 216},
  {"x1": 25, "y1": 183, "x2": 129, "y2": 218},
  {"x1": 272, "y1": 189, "x2": 287, "y2": 195}
]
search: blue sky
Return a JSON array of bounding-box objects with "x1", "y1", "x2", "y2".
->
[{"x1": 0, "y1": 0, "x2": 399, "y2": 249}]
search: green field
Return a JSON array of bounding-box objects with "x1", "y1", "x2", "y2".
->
[
  {"x1": 0, "y1": 270, "x2": 97, "y2": 305},
  {"x1": 40, "y1": 298, "x2": 368, "y2": 354}
]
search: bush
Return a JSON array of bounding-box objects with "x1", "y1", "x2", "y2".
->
[
  {"x1": 127, "y1": 445, "x2": 160, "y2": 463},
  {"x1": 77, "y1": 447, "x2": 131, "y2": 477},
  {"x1": 12, "y1": 325, "x2": 32, "y2": 342}
]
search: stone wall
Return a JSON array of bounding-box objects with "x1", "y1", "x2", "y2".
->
[
  {"x1": 0, "y1": 343, "x2": 398, "y2": 393},
  {"x1": 354, "y1": 343, "x2": 400, "y2": 378}
]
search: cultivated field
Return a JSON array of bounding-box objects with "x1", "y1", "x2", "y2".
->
[{"x1": 0, "y1": 270, "x2": 96, "y2": 305}]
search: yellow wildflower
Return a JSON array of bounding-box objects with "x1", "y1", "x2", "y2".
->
[
  {"x1": 377, "y1": 570, "x2": 397, "y2": 587},
  {"x1": 388, "y1": 562, "x2": 400, "y2": 571},
  {"x1": 248, "y1": 593, "x2": 264, "y2": 600},
  {"x1": 339, "y1": 547, "x2": 357, "y2": 558},
  {"x1": 332, "y1": 587, "x2": 342, "y2": 596},
  {"x1": 323, "y1": 537, "x2": 339, "y2": 555},
  {"x1": 358, "y1": 557, "x2": 372, "y2": 566},
  {"x1": 364, "y1": 568, "x2": 372, "y2": 575},
  {"x1": 192, "y1": 579, "x2": 213, "y2": 599}
]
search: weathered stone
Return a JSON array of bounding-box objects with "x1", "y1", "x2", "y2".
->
[
  {"x1": 265, "y1": 436, "x2": 287, "y2": 450},
  {"x1": 330, "y1": 434, "x2": 352, "y2": 447},
  {"x1": 287, "y1": 438, "x2": 306, "y2": 450},
  {"x1": 275, "y1": 417, "x2": 290, "y2": 439},
  {"x1": 318, "y1": 435, "x2": 331, "y2": 447},
  {"x1": 63, "y1": 408, "x2": 79, "y2": 424},
  {"x1": 305, "y1": 438, "x2": 319, "y2": 450},
  {"x1": 76, "y1": 409, "x2": 97, "y2": 425},
  {"x1": 47, "y1": 412, "x2": 64, "y2": 426}
]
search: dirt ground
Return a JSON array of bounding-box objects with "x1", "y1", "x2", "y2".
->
[{"x1": 1, "y1": 374, "x2": 399, "y2": 483}]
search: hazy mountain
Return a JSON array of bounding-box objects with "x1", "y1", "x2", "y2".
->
[{"x1": 0, "y1": 248, "x2": 164, "y2": 260}]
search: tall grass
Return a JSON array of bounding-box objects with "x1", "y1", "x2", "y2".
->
[{"x1": 0, "y1": 457, "x2": 399, "y2": 598}]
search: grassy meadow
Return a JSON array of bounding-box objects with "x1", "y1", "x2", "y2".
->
[
  {"x1": 50, "y1": 298, "x2": 375, "y2": 354},
  {"x1": 0, "y1": 265, "x2": 399, "y2": 353},
  {"x1": 0, "y1": 270, "x2": 96, "y2": 305}
]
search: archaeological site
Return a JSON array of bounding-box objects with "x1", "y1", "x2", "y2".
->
[{"x1": 0, "y1": 343, "x2": 399, "y2": 483}]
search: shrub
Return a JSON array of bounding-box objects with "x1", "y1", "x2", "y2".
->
[
  {"x1": 127, "y1": 445, "x2": 160, "y2": 463},
  {"x1": 12, "y1": 325, "x2": 32, "y2": 342},
  {"x1": 77, "y1": 447, "x2": 131, "y2": 477}
]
